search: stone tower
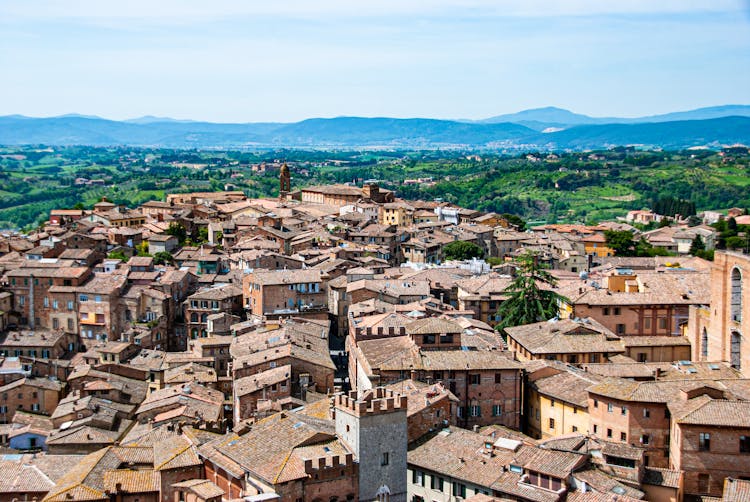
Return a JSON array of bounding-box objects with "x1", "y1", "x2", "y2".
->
[
  {"x1": 334, "y1": 388, "x2": 408, "y2": 502},
  {"x1": 279, "y1": 162, "x2": 291, "y2": 198}
]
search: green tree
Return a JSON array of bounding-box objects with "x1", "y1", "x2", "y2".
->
[
  {"x1": 136, "y1": 241, "x2": 150, "y2": 257},
  {"x1": 153, "y1": 251, "x2": 174, "y2": 265},
  {"x1": 689, "y1": 235, "x2": 705, "y2": 255},
  {"x1": 107, "y1": 250, "x2": 128, "y2": 262},
  {"x1": 604, "y1": 230, "x2": 636, "y2": 256},
  {"x1": 443, "y1": 241, "x2": 484, "y2": 261},
  {"x1": 196, "y1": 226, "x2": 209, "y2": 244},
  {"x1": 501, "y1": 213, "x2": 526, "y2": 231},
  {"x1": 166, "y1": 222, "x2": 187, "y2": 245},
  {"x1": 495, "y1": 251, "x2": 569, "y2": 331}
]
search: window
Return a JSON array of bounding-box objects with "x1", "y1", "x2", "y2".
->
[
  {"x1": 658, "y1": 317, "x2": 667, "y2": 330},
  {"x1": 495, "y1": 373, "x2": 502, "y2": 384},
  {"x1": 740, "y1": 436, "x2": 750, "y2": 453},
  {"x1": 492, "y1": 405, "x2": 502, "y2": 417},
  {"x1": 430, "y1": 476, "x2": 444, "y2": 491},
  {"x1": 413, "y1": 470, "x2": 424, "y2": 486},
  {"x1": 470, "y1": 405, "x2": 481, "y2": 417},
  {"x1": 607, "y1": 403, "x2": 614, "y2": 413},
  {"x1": 643, "y1": 408, "x2": 650, "y2": 418},
  {"x1": 550, "y1": 400, "x2": 555, "y2": 408},
  {"x1": 79, "y1": 294, "x2": 88, "y2": 302},
  {"x1": 593, "y1": 424, "x2": 598, "y2": 433},
  {"x1": 572, "y1": 426, "x2": 578, "y2": 432},
  {"x1": 614, "y1": 307, "x2": 621, "y2": 315},
  {"x1": 593, "y1": 399, "x2": 598, "y2": 408},
  {"x1": 452, "y1": 483, "x2": 466, "y2": 498},
  {"x1": 603, "y1": 307, "x2": 610, "y2": 316},
  {"x1": 621, "y1": 406, "x2": 627, "y2": 416},
  {"x1": 699, "y1": 432, "x2": 711, "y2": 451},
  {"x1": 381, "y1": 452, "x2": 389, "y2": 466},
  {"x1": 67, "y1": 300, "x2": 74, "y2": 310},
  {"x1": 616, "y1": 324, "x2": 625, "y2": 335},
  {"x1": 31, "y1": 403, "x2": 40, "y2": 411},
  {"x1": 549, "y1": 418, "x2": 555, "y2": 430},
  {"x1": 731, "y1": 267, "x2": 742, "y2": 322},
  {"x1": 470, "y1": 374, "x2": 481, "y2": 385},
  {"x1": 607, "y1": 428, "x2": 613, "y2": 438},
  {"x1": 698, "y1": 474, "x2": 710, "y2": 494},
  {"x1": 644, "y1": 318, "x2": 652, "y2": 329},
  {"x1": 43, "y1": 297, "x2": 49, "y2": 308},
  {"x1": 621, "y1": 432, "x2": 627, "y2": 441},
  {"x1": 423, "y1": 334, "x2": 436, "y2": 344},
  {"x1": 94, "y1": 295, "x2": 101, "y2": 303},
  {"x1": 641, "y1": 434, "x2": 650, "y2": 445}
]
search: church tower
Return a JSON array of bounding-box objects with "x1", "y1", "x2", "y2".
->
[{"x1": 279, "y1": 162, "x2": 291, "y2": 199}]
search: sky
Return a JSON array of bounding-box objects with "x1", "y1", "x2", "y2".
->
[{"x1": 1, "y1": 0, "x2": 749, "y2": 122}]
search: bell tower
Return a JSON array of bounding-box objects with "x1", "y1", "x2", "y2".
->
[{"x1": 279, "y1": 162, "x2": 291, "y2": 199}]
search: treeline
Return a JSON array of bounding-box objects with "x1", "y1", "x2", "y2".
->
[{"x1": 652, "y1": 196, "x2": 696, "y2": 217}]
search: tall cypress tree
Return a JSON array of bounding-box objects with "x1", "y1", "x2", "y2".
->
[{"x1": 495, "y1": 251, "x2": 570, "y2": 331}]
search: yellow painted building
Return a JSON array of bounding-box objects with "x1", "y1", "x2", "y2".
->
[
  {"x1": 583, "y1": 234, "x2": 615, "y2": 258},
  {"x1": 526, "y1": 365, "x2": 603, "y2": 439},
  {"x1": 379, "y1": 202, "x2": 415, "y2": 227}
]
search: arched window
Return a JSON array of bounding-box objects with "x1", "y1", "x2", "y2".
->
[
  {"x1": 731, "y1": 267, "x2": 742, "y2": 323},
  {"x1": 731, "y1": 331, "x2": 742, "y2": 370},
  {"x1": 701, "y1": 328, "x2": 709, "y2": 359}
]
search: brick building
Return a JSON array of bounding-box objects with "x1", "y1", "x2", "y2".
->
[
  {"x1": 0, "y1": 376, "x2": 63, "y2": 423},
  {"x1": 243, "y1": 269, "x2": 327, "y2": 319},
  {"x1": 184, "y1": 284, "x2": 242, "y2": 340},
  {"x1": 669, "y1": 399, "x2": 750, "y2": 498},
  {"x1": 505, "y1": 318, "x2": 625, "y2": 365},
  {"x1": 687, "y1": 250, "x2": 750, "y2": 377},
  {"x1": 349, "y1": 330, "x2": 522, "y2": 429},
  {"x1": 4, "y1": 263, "x2": 91, "y2": 330}
]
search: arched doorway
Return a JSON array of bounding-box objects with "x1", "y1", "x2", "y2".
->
[{"x1": 376, "y1": 485, "x2": 391, "y2": 502}]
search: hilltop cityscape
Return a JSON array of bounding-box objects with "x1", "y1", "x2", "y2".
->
[
  {"x1": 2, "y1": 1, "x2": 750, "y2": 501},
  {"x1": 0, "y1": 158, "x2": 748, "y2": 501}
]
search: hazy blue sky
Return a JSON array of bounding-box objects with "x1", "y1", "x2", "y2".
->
[{"x1": 1, "y1": 0, "x2": 749, "y2": 122}]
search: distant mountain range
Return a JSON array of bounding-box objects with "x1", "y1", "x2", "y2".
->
[{"x1": 1, "y1": 105, "x2": 749, "y2": 150}]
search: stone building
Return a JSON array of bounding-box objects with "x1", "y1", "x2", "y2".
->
[{"x1": 334, "y1": 388, "x2": 408, "y2": 502}]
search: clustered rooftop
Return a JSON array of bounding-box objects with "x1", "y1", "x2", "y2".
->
[{"x1": 0, "y1": 177, "x2": 747, "y2": 501}]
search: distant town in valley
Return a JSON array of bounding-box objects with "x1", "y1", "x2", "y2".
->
[{"x1": 0, "y1": 140, "x2": 749, "y2": 501}]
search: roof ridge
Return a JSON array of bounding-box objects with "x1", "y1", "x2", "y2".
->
[{"x1": 155, "y1": 441, "x2": 191, "y2": 470}]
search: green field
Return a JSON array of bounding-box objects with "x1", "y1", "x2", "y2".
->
[{"x1": 0, "y1": 146, "x2": 748, "y2": 230}]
